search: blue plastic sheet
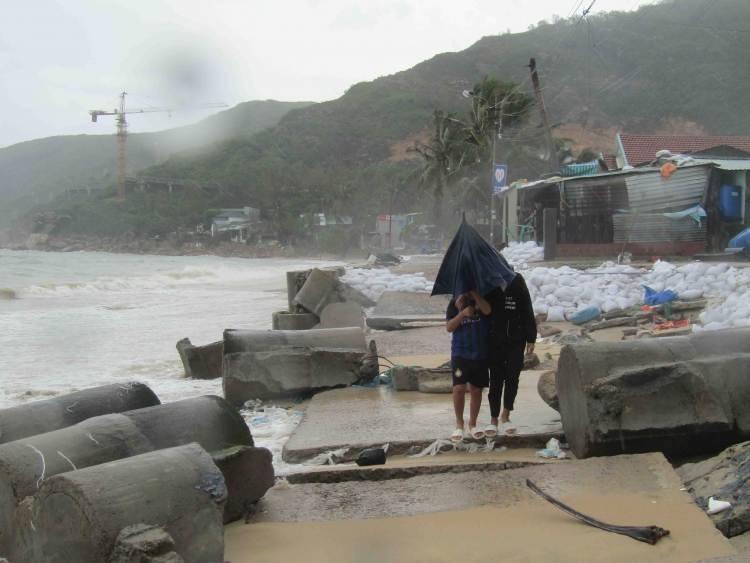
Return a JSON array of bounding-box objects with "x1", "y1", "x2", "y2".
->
[
  {"x1": 643, "y1": 285, "x2": 678, "y2": 306},
  {"x1": 729, "y1": 228, "x2": 750, "y2": 251},
  {"x1": 432, "y1": 220, "x2": 516, "y2": 299}
]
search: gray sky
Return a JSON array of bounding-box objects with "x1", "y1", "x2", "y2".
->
[{"x1": 0, "y1": 0, "x2": 652, "y2": 148}]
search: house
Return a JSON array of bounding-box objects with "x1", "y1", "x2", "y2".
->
[
  {"x1": 512, "y1": 133, "x2": 750, "y2": 257},
  {"x1": 374, "y1": 214, "x2": 406, "y2": 248},
  {"x1": 210, "y1": 207, "x2": 266, "y2": 243}
]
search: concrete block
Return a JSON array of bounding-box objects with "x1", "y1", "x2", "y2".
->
[
  {"x1": 29, "y1": 444, "x2": 226, "y2": 563},
  {"x1": 319, "y1": 301, "x2": 365, "y2": 329},
  {"x1": 0, "y1": 396, "x2": 251, "y2": 560},
  {"x1": 586, "y1": 316, "x2": 637, "y2": 331},
  {"x1": 557, "y1": 328, "x2": 750, "y2": 459},
  {"x1": 0, "y1": 382, "x2": 160, "y2": 445},
  {"x1": 293, "y1": 268, "x2": 375, "y2": 316},
  {"x1": 224, "y1": 327, "x2": 366, "y2": 355},
  {"x1": 223, "y1": 348, "x2": 365, "y2": 403},
  {"x1": 286, "y1": 270, "x2": 311, "y2": 312},
  {"x1": 175, "y1": 338, "x2": 222, "y2": 379},
  {"x1": 271, "y1": 311, "x2": 320, "y2": 331},
  {"x1": 366, "y1": 291, "x2": 450, "y2": 331},
  {"x1": 212, "y1": 446, "x2": 275, "y2": 524}
]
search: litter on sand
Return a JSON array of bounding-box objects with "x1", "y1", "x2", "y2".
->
[
  {"x1": 707, "y1": 497, "x2": 732, "y2": 515},
  {"x1": 536, "y1": 438, "x2": 567, "y2": 459}
]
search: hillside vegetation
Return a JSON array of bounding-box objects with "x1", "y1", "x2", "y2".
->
[
  {"x1": 0, "y1": 100, "x2": 314, "y2": 227},
  {"x1": 17, "y1": 0, "x2": 750, "y2": 240}
]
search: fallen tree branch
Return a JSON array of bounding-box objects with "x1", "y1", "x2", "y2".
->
[{"x1": 526, "y1": 479, "x2": 670, "y2": 545}]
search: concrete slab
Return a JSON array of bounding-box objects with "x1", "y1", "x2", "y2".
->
[
  {"x1": 282, "y1": 369, "x2": 562, "y2": 463},
  {"x1": 367, "y1": 291, "x2": 450, "y2": 330},
  {"x1": 225, "y1": 453, "x2": 736, "y2": 563}
]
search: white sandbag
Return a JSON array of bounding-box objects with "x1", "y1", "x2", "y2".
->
[
  {"x1": 679, "y1": 289, "x2": 703, "y2": 300},
  {"x1": 546, "y1": 306, "x2": 566, "y2": 322},
  {"x1": 545, "y1": 294, "x2": 561, "y2": 306},
  {"x1": 540, "y1": 284, "x2": 557, "y2": 297},
  {"x1": 706, "y1": 264, "x2": 729, "y2": 276},
  {"x1": 728, "y1": 307, "x2": 750, "y2": 323},
  {"x1": 600, "y1": 300, "x2": 621, "y2": 313},
  {"x1": 533, "y1": 302, "x2": 549, "y2": 315},
  {"x1": 553, "y1": 287, "x2": 578, "y2": 302},
  {"x1": 704, "y1": 322, "x2": 730, "y2": 332},
  {"x1": 733, "y1": 318, "x2": 750, "y2": 328}
]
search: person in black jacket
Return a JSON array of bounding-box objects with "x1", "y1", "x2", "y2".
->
[{"x1": 483, "y1": 274, "x2": 537, "y2": 436}]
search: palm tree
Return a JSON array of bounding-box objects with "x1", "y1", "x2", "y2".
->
[{"x1": 407, "y1": 110, "x2": 478, "y2": 225}]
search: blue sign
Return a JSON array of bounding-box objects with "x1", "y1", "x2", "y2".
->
[{"x1": 492, "y1": 164, "x2": 507, "y2": 195}]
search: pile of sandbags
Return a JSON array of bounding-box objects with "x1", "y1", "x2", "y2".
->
[
  {"x1": 501, "y1": 241, "x2": 545, "y2": 264},
  {"x1": 339, "y1": 268, "x2": 435, "y2": 302}
]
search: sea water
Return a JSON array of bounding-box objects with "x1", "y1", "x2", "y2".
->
[{"x1": 0, "y1": 249, "x2": 339, "y2": 471}]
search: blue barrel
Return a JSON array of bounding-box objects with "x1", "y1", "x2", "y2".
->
[
  {"x1": 718, "y1": 185, "x2": 742, "y2": 219},
  {"x1": 570, "y1": 306, "x2": 601, "y2": 325}
]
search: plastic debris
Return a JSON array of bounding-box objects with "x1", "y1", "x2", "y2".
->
[
  {"x1": 536, "y1": 438, "x2": 567, "y2": 460},
  {"x1": 355, "y1": 448, "x2": 387, "y2": 466},
  {"x1": 707, "y1": 497, "x2": 732, "y2": 515}
]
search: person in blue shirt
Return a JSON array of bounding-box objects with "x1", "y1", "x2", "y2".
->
[{"x1": 445, "y1": 290, "x2": 492, "y2": 442}]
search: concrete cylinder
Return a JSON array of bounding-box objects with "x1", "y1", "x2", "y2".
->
[
  {"x1": 0, "y1": 382, "x2": 160, "y2": 445},
  {"x1": 0, "y1": 395, "x2": 251, "y2": 558},
  {"x1": 557, "y1": 328, "x2": 750, "y2": 459},
  {"x1": 30, "y1": 443, "x2": 226, "y2": 563},
  {"x1": 224, "y1": 327, "x2": 366, "y2": 354},
  {"x1": 271, "y1": 310, "x2": 320, "y2": 331},
  {"x1": 292, "y1": 268, "x2": 375, "y2": 316},
  {"x1": 212, "y1": 446, "x2": 274, "y2": 524}
]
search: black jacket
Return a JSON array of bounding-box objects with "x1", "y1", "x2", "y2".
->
[{"x1": 485, "y1": 275, "x2": 537, "y2": 344}]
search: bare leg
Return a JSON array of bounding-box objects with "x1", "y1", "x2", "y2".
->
[
  {"x1": 468, "y1": 384, "x2": 483, "y2": 437},
  {"x1": 453, "y1": 384, "x2": 466, "y2": 428}
]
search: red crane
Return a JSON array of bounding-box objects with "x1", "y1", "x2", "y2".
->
[{"x1": 90, "y1": 92, "x2": 227, "y2": 199}]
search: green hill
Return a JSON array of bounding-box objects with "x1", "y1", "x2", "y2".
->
[
  {"x1": 0, "y1": 100, "x2": 314, "y2": 227},
  {"x1": 15, "y1": 0, "x2": 750, "y2": 239}
]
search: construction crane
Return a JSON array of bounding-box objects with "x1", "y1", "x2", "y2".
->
[{"x1": 90, "y1": 92, "x2": 228, "y2": 199}]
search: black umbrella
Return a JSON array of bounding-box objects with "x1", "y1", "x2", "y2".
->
[{"x1": 431, "y1": 220, "x2": 516, "y2": 299}]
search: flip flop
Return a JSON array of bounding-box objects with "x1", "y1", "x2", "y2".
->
[
  {"x1": 503, "y1": 422, "x2": 517, "y2": 436},
  {"x1": 451, "y1": 428, "x2": 465, "y2": 443},
  {"x1": 469, "y1": 426, "x2": 485, "y2": 440},
  {"x1": 484, "y1": 424, "x2": 498, "y2": 438}
]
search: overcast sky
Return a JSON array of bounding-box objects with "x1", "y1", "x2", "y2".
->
[{"x1": 0, "y1": 0, "x2": 652, "y2": 149}]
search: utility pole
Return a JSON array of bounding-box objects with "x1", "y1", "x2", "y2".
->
[
  {"x1": 528, "y1": 58, "x2": 560, "y2": 174},
  {"x1": 489, "y1": 94, "x2": 498, "y2": 246}
]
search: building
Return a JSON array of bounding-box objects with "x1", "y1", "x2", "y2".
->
[
  {"x1": 374, "y1": 214, "x2": 406, "y2": 248},
  {"x1": 511, "y1": 135, "x2": 750, "y2": 257},
  {"x1": 211, "y1": 207, "x2": 266, "y2": 243}
]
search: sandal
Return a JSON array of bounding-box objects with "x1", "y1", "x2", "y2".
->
[
  {"x1": 451, "y1": 427, "x2": 465, "y2": 443},
  {"x1": 503, "y1": 421, "x2": 517, "y2": 436},
  {"x1": 468, "y1": 426, "x2": 485, "y2": 440},
  {"x1": 484, "y1": 424, "x2": 498, "y2": 438}
]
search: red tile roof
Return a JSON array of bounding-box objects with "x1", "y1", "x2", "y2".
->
[
  {"x1": 601, "y1": 154, "x2": 618, "y2": 171},
  {"x1": 619, "y1": 134, "x2": 750, "y2": 166}
]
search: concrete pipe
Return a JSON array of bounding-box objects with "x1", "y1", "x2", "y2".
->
[
  {"x1": 557, "y1": 327, "x2": 750, "y2": 459},
  {"x1": 224, "y1": 326, "x2": 366, "y2": 354},
  {"x1": 0, "y1": 395, "x2": 251, "y2": 559},
  {"x1": 292, "y1": 268, "x2": 375, "y2": 316},
  {"x1": 0, "y1": 382, "x2": 160, "y2": 445},
  {"x1": 29, "y1": 443, "x2": 226, "y2": 563}
]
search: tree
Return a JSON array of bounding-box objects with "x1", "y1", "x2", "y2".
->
[{"x1": 407, "y1": 110, "x2": 477, "y2": 225}]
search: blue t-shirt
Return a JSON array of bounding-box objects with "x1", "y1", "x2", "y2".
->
[{"x1": 446, "y1": 299, "x2": 488, "y2": 361}]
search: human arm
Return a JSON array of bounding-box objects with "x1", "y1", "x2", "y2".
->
[
  {"x1": 446, "y1": 303, "x2": 474, "y2": 333},
  {"x1": 470, "y1": 291, "x2": 491, "y2": 316}
]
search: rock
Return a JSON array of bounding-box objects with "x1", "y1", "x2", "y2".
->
[
  {"x1": 557, "y1": 328, "x2": 750, "y2": 459},
  {"x1": 175, "y1": 338, "x2": 223, "y2": 379},
  {"x1": 586, "y1": 316, "x2": 637, "y2": 331},
  {"x1": 29, "y1": 444, "x2": 226, "y2": 563},
  {"x1": 677, "y1": 441, "x2": 750, "y2": 538},
  {"x1": 319, "y1": 301, "x2": 365, "y2": 329},
  {"x1": 48, "y1": 240, "x2": 68, "y2": 250},
  {"x1": 636, "y1": 330, "x2": 653, "y2": 339},
  {"x1": 545, "y1": 330, "x2": 593, "y2": 346},
  {"x1": 537, "y1": 370, "x2": 559, "y2": 411},
  {"x1": 271, "y1": 311, "x2": 320, "y2": 330},
  {"x1": 293, "y1": 268, "x2": 375, "y2": 316},
  {"x1": 523, "y1": 353, "x2": 541, "y2": 370},
  {"x1": 211, "y1": 446, "x2": 274, "y2": 524},
  {"x1": 391, "y1": 366, "x2": 419, "y2": 391},
  {"x1": 0, "y1": 382, "x2": 160, "y2": 445},
  {"x1": 108, "y1": 525, "x2": 185, "y2": 563},
  {"x1": 538, "y1": 324, "x2": 562, "y2": 338},
  {"x1": 24, "y1": 233, "x2": 48, "y2": 249}
]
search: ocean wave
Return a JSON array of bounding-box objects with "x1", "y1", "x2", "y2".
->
[{"x1": 10, "y1": 264, "x2": 288, "y2": 299}]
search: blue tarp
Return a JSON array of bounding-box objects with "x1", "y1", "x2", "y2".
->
[
  {"x1": 643, "y1": 285, "x2": 678, "y2": 306},
  {"x1": 729, "y1": 228, "x2": 750, "y2": 250},
  {"x1": 431, "y1": 220, "x2": 516, "y2": 299}
]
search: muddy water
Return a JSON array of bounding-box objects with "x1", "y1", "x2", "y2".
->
[{"x1": 225, "y1": 491, "x2": 734, "y2": 563}]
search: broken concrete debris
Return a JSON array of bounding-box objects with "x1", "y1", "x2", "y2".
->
[
  {"x1": 293, "y1": 268, "x2": 375, "y2": 317},
  {"x1": 222, "y1": 327, "x2": 369, "y2": 404},
  {"x1": 366, "y1": 290, "x2": 449, "y2": 331},
  {"x1": 175, "y1": 338, "x2": 222, "y2": 380},
  {"x1": 318, "y1": 300, "x2": 365, "y2": 329},
  {"x1": 537, "y1": 370, "x2": 559, "y2": 411},
  {"x1": 29, "y1": 444, "x2": 226, "y2": 563},
  {"x1": 0, "y1": 382, "x2": 160, "y2": 445},
  {"x1": 677, "y1": 441, "x2": 750, "y2": 538},
  {"x1": 211, "y1": 445, "x2": 275, "y2": 524},
  {"x1": 107, "y1": 524, "x2": 185, "y2": 563},
  {"x1": 557, "y1": 327, "x2": 750, "y2": 459},
  {"x1": 271, "y1": 310, "x2": 320, "y2": 331}
]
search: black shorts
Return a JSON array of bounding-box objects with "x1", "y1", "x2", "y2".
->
[{"x1": 451, "y1": 356, "x2": 489, "y2": 388}]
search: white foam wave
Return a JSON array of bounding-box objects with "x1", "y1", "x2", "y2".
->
[{"x1": 10, "y1": 264, "x2": 288, "y2": 299}]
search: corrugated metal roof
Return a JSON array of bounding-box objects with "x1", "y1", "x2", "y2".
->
[
  {"x1": 692, "y1": 158, "x2": 750, "y2": 171},
  {"x1": 624, "y1": 165, "x2": 710, "y2": 213},
  {"x1": 613, "y1": 214, "x2": 706, "y2": 243}
]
